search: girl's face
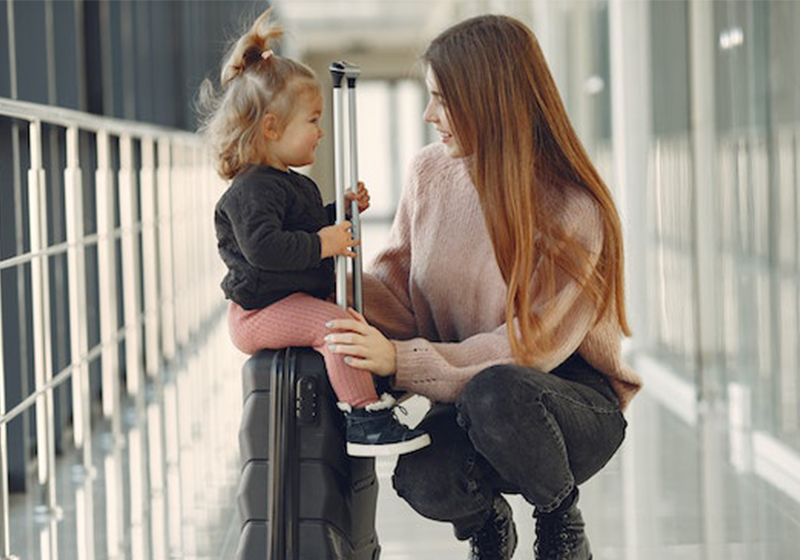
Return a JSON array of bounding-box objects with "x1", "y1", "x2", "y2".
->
[
  {"x1": 265, "y1": 89, "x2": 324, "y2": 171},
  {"x1": 423, "y1": 67, "x2": 463, "y2": 158}
]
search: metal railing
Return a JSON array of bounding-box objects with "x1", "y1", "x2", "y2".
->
[{"x1": 0, "y1": 97, "x2": 229, "y2": 558}]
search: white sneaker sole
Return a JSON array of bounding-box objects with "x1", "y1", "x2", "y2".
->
[{"x1": 346, "y1": 433, "x2": 431, "y2": 457}]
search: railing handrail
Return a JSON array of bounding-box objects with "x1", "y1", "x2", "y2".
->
[{"x1": 0, "y1": 96, "x2": 199, "y2": 142}]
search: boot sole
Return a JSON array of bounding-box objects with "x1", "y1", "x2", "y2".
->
[{"x1": 347, "y1": 433, "x2": 431, "y2": 457}]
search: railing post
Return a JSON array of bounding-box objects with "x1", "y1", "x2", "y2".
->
[
  {"x1": 64, "y1": 125, "x2": 94, "y2": 475},
  {"x1": 96, "y1": 130, "x2": 122, "y2": 438},
  {"x1": 27, "y1": 120, "x2": 61, "y2": 520},
  {"x1": 119, "y1": 134, "x2": 144, "y2": 400},
  {"x1": 157, "y1": 139, "x2": 176, "y2": 362},
  {"x1": 140, "y1": 137, "x2": 160, "y2": 378},
  {"x1": 0, "y1": 188, "x2": 19, "y2": 560},
  {"x1": 172, "y1": 145, "x2": 189, "y2": 347}
]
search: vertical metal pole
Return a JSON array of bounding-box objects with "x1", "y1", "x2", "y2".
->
[
  {"x1": 172, "y1": 146, "x2": 189, "y2": 348},
  {"x1": 146, "y1": 398, "x2": 168, "y2": 560},
  {"x1": 64, "y1": 125, "x2": 93, "y2": 474},
  {"x1": 96, "y1": 130, "x2": 121, "y2": 438},
  {"x1": 689, "y1": 2, "x2": 726, "y2": 557},
  {"x1": 609, "y1": 0, "x2": 653, "y2": 349},
  {"x1": 163, "y1": 382, "x2": 183, "y2": 557},
  {"x1": 119, "y1": 134, "x2": 143, "y2": 398},
  {"x1": 0, "y1": 190, "x2": 19, "y2": 560},
  {"x1": 157, "y1": 139, "x2": 176, "y2": 361},
  {"x1": 28, "y1": 120, "x2": 59, "y2": 519},
  {"x1": 330, "y1": 63, "x2": 348, "y2": 309},
  {"x1": 346, "y1": 67, "x2": 364, "y2": 314},
  {"x1": 140, "y1": 138, "x2": 160, "y2": 377},
  {"x1": 689, "y1": 0, "x2": 722, "y2": 400}
]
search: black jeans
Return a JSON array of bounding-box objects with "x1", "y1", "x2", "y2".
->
[{"x1": 392, "y1": 354, "x2": 627, "y2": 539}]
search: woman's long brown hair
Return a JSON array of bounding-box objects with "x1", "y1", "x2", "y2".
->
[{"x1": 423, "y1": 14, "x2": 630, "y2": 366}]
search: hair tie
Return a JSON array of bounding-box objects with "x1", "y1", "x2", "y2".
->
[{"x1": 261, "y1": 49, "x2": 274, "y2": 61}]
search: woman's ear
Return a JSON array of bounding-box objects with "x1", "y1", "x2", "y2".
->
[{"x1": 262, "y1": 113, "x2": 280, "y2": 140}]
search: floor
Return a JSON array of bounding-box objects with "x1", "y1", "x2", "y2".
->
[
  {"x1": 6, "y1": 225, "x2": 800, "y2": 560},
  {"x1": 7, "y1": 338, "x2": 800, "y2": 560}
]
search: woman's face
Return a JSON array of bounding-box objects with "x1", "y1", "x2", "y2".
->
[{"x1": 423, "y1": 67, "x2": 464, "y2": 158}]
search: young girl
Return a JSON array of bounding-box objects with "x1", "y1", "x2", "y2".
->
[
  {"x1": 199, "y1": 10, "x2": 429, "y2": 458},
  {"x1": 324, "y1": 14, "x2": 643, "y2": 559}
]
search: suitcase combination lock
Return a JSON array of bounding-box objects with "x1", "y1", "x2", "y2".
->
[{"x1": 296, "y1": 376, "x2": 319, "y2": 424}]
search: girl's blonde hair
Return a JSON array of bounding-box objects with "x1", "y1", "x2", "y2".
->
[
  {"x1": 424, "y1": 15, "x2": 631, "y2": 366},
  {"x1": 198, "y1": 9, "x2": 318, "y2": 180}
]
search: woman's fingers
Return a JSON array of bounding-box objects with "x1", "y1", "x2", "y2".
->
[
  {"x1": 346, "y1": 307, "x2": 366, "y2": 322},
  {"x1": 325, "y1": 317, "x2": 367, "y2": 333}
]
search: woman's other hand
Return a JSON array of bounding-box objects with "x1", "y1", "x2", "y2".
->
[{"x1": 325, "y1": 308, "x2": 396, "y2": 377}]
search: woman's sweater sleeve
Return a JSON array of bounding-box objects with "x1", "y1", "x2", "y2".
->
[{"x1": 391, "y1": 189, "x2": 605, "y2": 403}]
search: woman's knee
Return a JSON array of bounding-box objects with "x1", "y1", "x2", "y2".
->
[
  {"x1": 458, "y1": 365, "x2": 545, "y2": 425},
  {"x1": 392, "y1": 450, "x2": 453, "y2": 516}
]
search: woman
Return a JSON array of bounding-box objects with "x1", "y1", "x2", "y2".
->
[{"x1": 325, "y1": 14, "x2": 643, "y2": 560}]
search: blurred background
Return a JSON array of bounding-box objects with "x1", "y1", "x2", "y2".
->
[{"x1": 1, "y1": 0, "x2": 799, "y2": 558}]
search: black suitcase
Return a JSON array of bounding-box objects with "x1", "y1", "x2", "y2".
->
[
  {"x1": 236, "y1": 347, "x2": 381, "y2": 560},
  {"x1": 236, "y1": 60, "x2": 379, "y2": 560}
]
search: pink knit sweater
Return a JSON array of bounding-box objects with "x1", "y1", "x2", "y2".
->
[{"x1": 362, "y1": 144, "x2": 642, "y2": 410}]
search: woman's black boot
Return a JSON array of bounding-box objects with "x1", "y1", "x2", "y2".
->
[
  {"x1": 467, "y1": 495, "x2": 517, "y2": 560},
  {"x1": 533, "y1": 491, "x2": 592, "y2": 560}
]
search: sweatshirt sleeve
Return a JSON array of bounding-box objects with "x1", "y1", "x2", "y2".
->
[
  {"x1": 325, "y1": 202, "x2": 337, "y2": 225},
  {"x1": 392, "y1": 189, "x2": 605, "y2": 403},
  {"x1": 227, "y1": 183, "x2": 322, "y2": 272}
]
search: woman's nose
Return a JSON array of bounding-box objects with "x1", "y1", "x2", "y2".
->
[{"x1": 423, "y1": 100, "x2": 436, "y2": 123}]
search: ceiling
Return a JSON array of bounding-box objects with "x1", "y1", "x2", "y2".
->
[{"x1": 272, "y1": 0, "x2": 531, "y2": 56}]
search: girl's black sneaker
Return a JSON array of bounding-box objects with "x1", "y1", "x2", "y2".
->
[{"x1": 339, "y1": 394, "x2": 431, "y2": 457}]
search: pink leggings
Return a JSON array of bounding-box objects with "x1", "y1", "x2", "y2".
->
[{"x1": 227, "y1": 293, "x2": 378, "y2": 408}]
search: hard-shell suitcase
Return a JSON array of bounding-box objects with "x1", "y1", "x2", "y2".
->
[
  {"x1": 235, "y1": 61, "x2": 381, "y2": 559},
  {"x1": 236, "y1": 348, "x2": 381, "y2": 559}
]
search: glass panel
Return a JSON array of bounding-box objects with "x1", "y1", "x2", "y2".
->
[{"x1": 714, "y1": 0, "x2": 800, "y2": 453}]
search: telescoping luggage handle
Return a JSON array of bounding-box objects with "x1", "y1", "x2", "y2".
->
[{"x1": 329, "y1": 61, "x2": 363, "y2": 314}]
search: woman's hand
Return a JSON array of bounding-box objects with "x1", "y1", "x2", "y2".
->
[
  {"x1": 325, "y1": 308, "x2": 396, "y2": 377},
  {"x1": 345, "y1": 181, "x2": 370, "y2": 214}
]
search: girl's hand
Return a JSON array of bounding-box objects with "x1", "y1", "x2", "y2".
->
[
  {"x1": 345, "y1": 181, "x2": 370, "y2": 214},
  {"x1": 325, "y1": 308, "x2": 396, "y2": 377},
  {"x1": 318, "y1": 221, "x2": 359, "y2": 259}
]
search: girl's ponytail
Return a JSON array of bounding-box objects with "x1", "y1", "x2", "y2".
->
[{"x1": 221, "y1": 9, "x2": 283, "y2": 87}]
